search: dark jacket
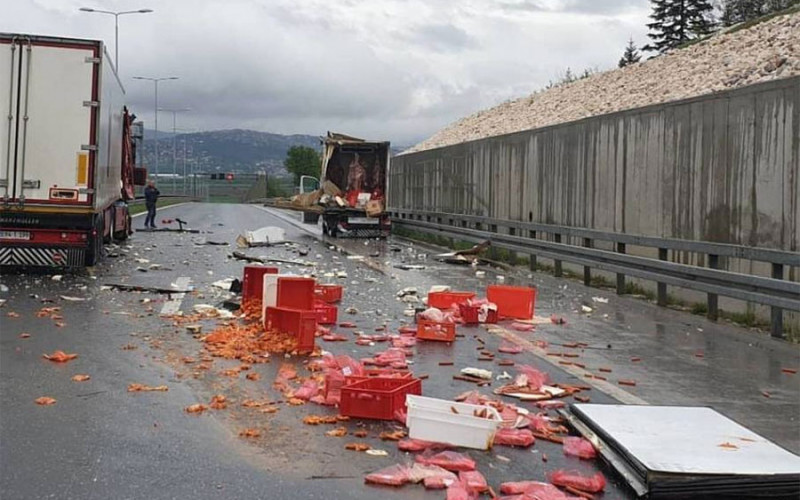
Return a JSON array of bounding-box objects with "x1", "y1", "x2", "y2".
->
[{"x1": 144, "y1": 186, "x2": 160, "y2": 205}]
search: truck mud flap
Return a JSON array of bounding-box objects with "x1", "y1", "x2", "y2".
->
[{"x1": 0, "y1": 246, "x2": 84, "y2": 267}]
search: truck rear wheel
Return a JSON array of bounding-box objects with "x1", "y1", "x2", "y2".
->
[{"x1": 85, "y1": 214, "x2": 105, "y2": 266}]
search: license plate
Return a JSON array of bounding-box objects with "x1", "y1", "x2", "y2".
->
[
  {"x1": 349, "y1": 217, "x2": 379, "y2": 225},
  {"x1": 0, "y1": 230, "x2": 30, "y2": 240}
]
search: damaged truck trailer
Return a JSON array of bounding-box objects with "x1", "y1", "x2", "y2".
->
[
  {"x1": 0, "y1": 34, "x2": 141, "y2": 266},
  {"x1": 274, "y1": 132, "x2": 391, "y2": 238}
]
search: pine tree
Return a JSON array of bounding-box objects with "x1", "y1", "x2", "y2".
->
[
  {"x1": 722, "y1": 0, "x2": 794, "y2": 26},
  {"x1": 618, "y1": 38, "x2": 642, "y2": 67},
  {"x1": 644, "y1": 0, "x2": 715, "y2": 53}
]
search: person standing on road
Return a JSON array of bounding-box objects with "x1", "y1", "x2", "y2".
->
[{"x1": 143, "y1": 180, "x2": 160, "y2": 229}]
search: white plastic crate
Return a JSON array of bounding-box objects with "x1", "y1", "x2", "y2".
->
[{"x1": 406, "y1": 395, "x2": 502, "y2": 450}]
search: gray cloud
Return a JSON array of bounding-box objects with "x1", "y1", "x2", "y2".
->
[
  {"x1": 6, "y1": 0, "x2": 650, "y2": 145},
  {"x1": 403, "y1": 23, "x2": 478, "y2": 52}
]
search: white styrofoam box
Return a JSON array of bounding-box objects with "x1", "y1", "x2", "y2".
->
[
  {"x1": 406, "y1": 395, "x2": 502, "y2": 450},
  {"x1": 261, "y1": 274, "x2": 296, "y2": 324}
]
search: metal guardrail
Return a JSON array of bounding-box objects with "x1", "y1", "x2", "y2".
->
[
  {"x1": 389, "y1": 209, "x2": 800, "y2": 339},
  {"x1": 128, "y1": 195, "x2": 197, "y2": 206}
]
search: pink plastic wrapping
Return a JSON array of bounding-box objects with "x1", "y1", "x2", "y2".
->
[
  {"x1": 459, "y1": 470, "x2": 489, "y2": 493},
  {"x1": 415, "y1": 450, "x2": 476, "y2": 472},
  {"x1": 515, "y1": 364, "x2": 549, "y2": 390},
  {"x1": 493, "y1": 428, "x2": 536, "y2": 447},
  {"x1": 548, "y1": 470, "x2": 606, "y2": 493},
  {"x1": 398, "y1": 438, "x2": 451, "y2": 452},
  {"x1": 364, "y1": 464, "x2": 411, "y2": 487},
  {"x1": 562, "y1": 437, "x2": 597, "y2": 459},
  {"x1": 499, "y1": 481, "x2": 575, "y2": 498}
]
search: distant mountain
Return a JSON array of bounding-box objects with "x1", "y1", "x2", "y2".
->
[{"x1": 139, "y1": 129, "x2": 320, "y2": 176}]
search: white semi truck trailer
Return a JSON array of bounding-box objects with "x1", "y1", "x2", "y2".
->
[{"x1": 0, "y1": 33, "x2": 140, "y2": 266}]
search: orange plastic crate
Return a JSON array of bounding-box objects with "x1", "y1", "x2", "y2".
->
[
  {"x1": 487, "y1": 285, "x2": 536, "y2": 319},
  {"x1": 459, "y1": 303, "x2": 498, "y2": 325},
  {"x1": 264, "y1": 306, "x2": 317, "y2": 353},
  {"x1": 277, "y1": 277, "x2": 316, "y2": 311},
  {"x1": 314, "y1": 303, "x2": 338, "y2": 325},
  {"x1": 315, "y1": 284, "x2": 343, "y2": 303},
  {"x1": 416, "y1": 320, "x2": 456, "y2": 342},
  {"x1": 339, "y1": 377, "x2": 422, "y2": 420},
  {"x1": 242, "y1": 265, "x2": 279, "y2": 305},
  {"x1": 427, "y1": 291, "x2": 476, "y2": 309}
]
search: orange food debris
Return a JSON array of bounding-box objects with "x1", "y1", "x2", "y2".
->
[
  {"x1": 304, "y1": 415, "x2": 339, "y2": 425},
  {"x1": 185, "y1": 404, "x2": 208, "y2": 414},
  {"x1": 43, "y1": 350, "x2": 78, "y2": 363},
  {"x1": 287, "y1": 397, "x2": 304, "y2": 406},
  {"x1": 210, "y1": 394, "x2": 228, "y2": 410},
  {"x1": 239, "y1": 428, "x2": 262, "y2": 438},
  {"x1": 35, "y1": 396, "x2": 57, "y2": 405},
  {"x1": 326, "y1": 427, "x2": 348, "y2": 437},
  {"x1": 19, "y1": 333, "x2": 31, "y2": 339},
  {"x1": 618, "y1": 379, "x2": 637, "y2": 387},
  {"x1": 718, "y1": 442, "x2": 739, "y2": 450},
  {"x1": 241, "y1": 399, "x2": 266, "y2": 408},
  {"x1": 630, "y1": 357, "x2": 641, "y2": 362},
  {"x1": 345, "y1": 442, "x2": 370, "y2": 451},
  {"x1": 379, "y1": 430, "x2": 407, "y2": 441},
  {"x1": 260, "y1": 406, "x2": 279, "y2": 414},
  {"x1": 353, "y1": 430, "x2": 368, "y2": 438},
  {"x1": 781, "y1": 368, "x2": 797, "y2": 375},
  {"x1": 574, "y1": 395, "x2": 591, "y2": 403},
  {"x1": 245, "y1": 372, "x2": 260, "y2": 381},
  {"x1": 181, "y1": 357, "x2": 196, "y2": 364},
  {"x1": 128, "y1": 383, "x2": 169, "y2": 392},
  {"x1": 221, "y1": 368, "x2": 241, "y2": 377},
  {"x1": 71, "y1": 374, "x2": 91, "y2": 382},
  {"x1": 203, "y1": 322, "x2": 299, "y2": 361}
]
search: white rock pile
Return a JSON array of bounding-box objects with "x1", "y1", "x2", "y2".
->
[{"x1": 405, "y1": 12, "x2": 800, "y2": 154}]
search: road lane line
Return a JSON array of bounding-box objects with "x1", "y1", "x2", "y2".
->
[
  {"x1": 160, "y1": 277, "x2": 191, "y2": 316},
  {"x1": 491, "y1": 326, "x2": 648, "y2": 405}
]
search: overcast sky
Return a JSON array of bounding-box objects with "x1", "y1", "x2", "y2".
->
[{"x1": 5, "y1": 0, "x2": 650, "y2": 146}]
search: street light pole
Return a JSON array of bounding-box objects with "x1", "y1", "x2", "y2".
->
[
  {"x1": 78, "y1": 7, "x2": 153, "y2": 73},
  {"x1": 132, "y1": 76, "x2": 178, "y2": 179},
  {"x1": 158, "y1": 108, "x2": 190, "y2": 193}
]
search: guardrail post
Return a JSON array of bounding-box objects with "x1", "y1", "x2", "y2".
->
[
  {"x1": 508, "y1": 227, "x2": 517, "y2": 265},
  {"x1": 657, "y1": 248, "x2": 668, "y2": 306},
  {"x1": 583, "y1": 238, "x2": 592, "y2": 286},
  {"x1": 528, "y1": 230, "x2": 537, "y2": 271},
  {"x1": 554, "y1": 234, "x2": 563, "y2": 277},
  {"x1": 489, "y1": 224, "x2": 499, "y2": 261},
  {"x1": 616, "y1": 243, "x2": 626, "y2": 294},
  {"x1": 771, "y1": 263, "x2": 784, "y2": 339},
  {"x1": 707, "y1": 254, "x2": 719, "y2": 321}
]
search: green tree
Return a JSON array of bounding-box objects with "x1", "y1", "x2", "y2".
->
[
  {"x1": 644, "y1": 0, "x2": 715, "y2": 53},
  {"x1": 619, "y1": 38, "x2": 642, "y2": 67},
  {"x1": 721, "y1": 0, "x2": 796, "y2": 26},
  {"x1": 284, "y1": 145, "x2": 321, "y2": 184}
]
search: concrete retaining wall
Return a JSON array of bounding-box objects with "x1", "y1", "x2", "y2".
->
[{"x1": 389, "y1": 76, "x2": 799, "y2": 331}]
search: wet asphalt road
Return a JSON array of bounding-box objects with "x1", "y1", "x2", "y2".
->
[{"x1": 0, "y1": 202, "x2": 798, "y2": 500}]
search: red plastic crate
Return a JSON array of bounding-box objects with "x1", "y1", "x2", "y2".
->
[
  {"x1": 264, "y1": 306, "x2": 317, "y2": 353},
  {"x1": 345, "y1": 369, "x2": 413, "y2": 385},
  {"x1": 277, "y1": 277, "x2": 316, "y2": 311},
  {"x1": 324, "y1": 369, "x2": 411, "y2": 402},
  {"x1": 487, "y1": 285, "x2": 536, "y2": 319},
  {"x1": 427, "y1": 291, "x2": 476, "y2": 309},
  {"x1": 416, "y1": 320, "x2": 456, "y2": 342},
  {"x1": 241, "y1": 265, "x2": 279, "y2": 305},
  {"x1": 459, "y1": 303, "x2": 498, "y2": 325},
  {"x1": 315, "y1": 303, "x2": 338, "y2": 325},
  {"x1": 339, "y1": 377, "x2": 422, "y2": 420},
  {"x1": 315, "y1": 284, "x2": 343, "y2": 303}
]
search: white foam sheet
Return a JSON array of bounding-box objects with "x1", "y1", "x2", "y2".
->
[{"x1": 573, "y1": 404, "x2": 800, "y2": 476}]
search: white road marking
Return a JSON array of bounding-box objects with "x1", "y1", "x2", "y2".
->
[{"x1": 160, "y1": 277, "x2": 191, "y2": 316}]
